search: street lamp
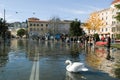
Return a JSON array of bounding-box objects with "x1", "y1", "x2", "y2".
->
[{"x1": 3, "y1": 9, "x2": 6, "y2": 42}]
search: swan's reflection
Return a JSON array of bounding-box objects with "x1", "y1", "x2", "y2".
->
[{"x1": 65, "y1": 71, "x2": 87, "y2": 80}]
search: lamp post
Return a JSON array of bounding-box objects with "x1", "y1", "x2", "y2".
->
[{"x1": 3, "y1": 9, "x2": 6, "y2": 42}]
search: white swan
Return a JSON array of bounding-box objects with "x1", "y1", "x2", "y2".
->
[{"x1": 65, "y1": 60, "x2": 88, "y2": 72}]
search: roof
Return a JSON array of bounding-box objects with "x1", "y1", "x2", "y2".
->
[
  {"x1": 28, "y1": 17, "x2": 49, "y2": 23},
  {"x1": 112, "y1": 0, "x2": 120, "y2": 4}
]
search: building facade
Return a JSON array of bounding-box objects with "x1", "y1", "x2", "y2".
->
[
  {"x1": 27, "y1": 17, "x2": 72, "y2": 38},
  {"x1": 27, "y1": 17, "x2": 49, "y2": 37},
  {"x1": 85, "y1": 0, "x2": 120, "y2": 39}
]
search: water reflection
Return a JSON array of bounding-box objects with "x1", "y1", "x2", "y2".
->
[
  {"x1": 0, "y1": 42, "x2": 11, "y2": 67},
  {"x1": 106, "y1": 48, "x2": 114, "y2": 61},
  {"x1": 106, "y1": 48, "x2": 111, "y2": 60},
  {"x1": 115, "y1": 68, "x2": 120, "y2": 78},
  {"x1": 70, "y1": 43, "x2": 80, "y2": 58},
  {"x1": 0, "y1": 39, "x2": 120, "y2": 80},
  {"x1": 86, "y1": 46, "x2": 120, "y2": 79},
  {"x1": 65, "y1": 71, "x2": 86, "y2": 80}
]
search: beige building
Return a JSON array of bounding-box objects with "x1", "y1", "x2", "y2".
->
[
  {"x1": 84, "y1": 0, "x2": 120, "y2": 39},
  {"x1": 48, "y1": 20, "x2": 71, "y2": 35},
  {"x1": 27, "y1": 17, "x2": 72, "y2": 38},
  {"x1": 27, "y1": 17, "x2": 49, "y2": 37}
]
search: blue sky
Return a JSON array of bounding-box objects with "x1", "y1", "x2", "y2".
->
[{"x1": 0, "y1": 0, "x2": 113, "y2": 23}]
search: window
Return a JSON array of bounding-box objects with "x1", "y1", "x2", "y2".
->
[
  {"x1": 37, "y1": 24, "x2": 39, "y2": 26},
  {"x1": 30, "y1": 28, "x2": 32, "y2": 31},
  {"x1": 102, "y1": 13, "x2": 104, "y2": 15},
  {"x1": 102, "y1": 17, "x2": 104, "y2": 20},
  {"x1": 101, "y1": 28, "x2": 103, "y2": 32},
  {"x1": 41, "y1": 24, "x2": 43, "y2": 26},
  {"x1": 41, "y1": 28, "x2": 43, "y2": 31},
  {"x1": 117, "y1": 26, "x2": 120, "y2": 31},
  {"x1": 106, "y1": 28, "x2": 107, "y2": 31},
  {"x1": 46, "y1": 24, "x2": 48, "y2": 27},
  {"x1": 112, "y1": 9, "x2": 114, "y2": 13},
  {"x1": 106, "y1": 17, "x2": 107, "y2": 20},
  {"x1": 112, "y1": 21, "x2": 116, "y2": 25},
  {"x1": 34, "y1": 24, "x2": 36, "y2": 26},
  {"x1": 112, "y1": 27, "x2": 114, "y2": 32},
  {"x1": 30, "y1": 24, "x2": 32, "y2": 26},
  {"x1": 106, "y1": 22, "x2": 108, "y2": 25}
]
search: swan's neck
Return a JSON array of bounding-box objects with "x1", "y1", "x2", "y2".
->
[{"x1": 67, "y1": 60, "x2": 72, "y2": 66}]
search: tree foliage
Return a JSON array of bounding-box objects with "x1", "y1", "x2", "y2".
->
[
  {"x1": 0, "y1": 18, "x2": 8, "y2": 38},
  {"x1": 115, "y1": 4, "x2": 120, "y2": 21},
  {"x1": 84, "y1": 13, "x2": 105, "y2": 33},
  {"x1": 69, "y1": 19, "x2": 83, "y2": 36},
  {"x1": 94, "y1": 33, "x2": 100, "y2": 41},
  {"x1": 17, "y1": 28, "x2": 26, "y2": 38}
]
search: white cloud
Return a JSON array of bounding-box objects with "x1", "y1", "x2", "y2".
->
[
  {"x1": 86, "y1": 5, "x2": 103, "y2": 11},
  {"x1": 6, "y1": 15, "x2": 21, "y2": 23},
  {"x1": 7, "y1": 18, "x2": 19, "y2": 23},
  {"x1": 59, "y1": 8, "x2": 90, "y2": 15},
  {"x1": 58, "y1": 5, "x2": 102, "y2": 15}
]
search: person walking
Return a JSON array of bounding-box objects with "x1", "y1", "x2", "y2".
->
[{"x1": 107, "y1": 34, "x2": 111, "y2": 49}]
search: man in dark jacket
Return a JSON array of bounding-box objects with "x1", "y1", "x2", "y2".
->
[{"x1": 107, "y1": 35, "x2": 111, "y2": 48}]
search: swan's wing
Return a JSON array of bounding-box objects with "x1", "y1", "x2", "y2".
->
[
  {"x1": 69, "y1": 63, "x2": 84, "y2": 72},
  {"x1": 66, "y1": 62, "x2": 88, "y2": 72},
  {"x1": 81, "y1": 68, "x2": 88, "y2": 71},
  {"x1": 73, "y1": 62, "x2": 84, "y2": 66},
  {"x1": 72, "y1": 62, "x2": 88, "y2": 71}
]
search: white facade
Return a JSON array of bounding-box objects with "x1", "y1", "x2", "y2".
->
[
  {"x1": 8, "y1": 22, "x2": 27, "y2": 37},
  {"x1": 84, "y1": 0, "x2": 120, "y2": 39}
]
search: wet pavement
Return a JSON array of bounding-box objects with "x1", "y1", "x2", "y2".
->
[{"x1": 0, "y1": 39, "x2": 120, "y2": 80}]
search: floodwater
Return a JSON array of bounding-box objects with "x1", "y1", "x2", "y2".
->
[{"x1": 0, "y1": 39, "x2": 120, "y2": 80}]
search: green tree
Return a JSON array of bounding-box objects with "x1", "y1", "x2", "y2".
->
[
  {"x1": 94, "y1": 33, "x2": 100, "y2": 41},
  {"x1": 114, "y1": 4, "x2": 120, "y2": 39},
  {"x1": 69, "y1": 19, "x2": 83, "y2": 36},
  {"x1": 17, "y1": 28, "x2": 26, "y2": 38},
  {"x1": 0, "y1": 18, "x2": 8, "y2": 39},
  {"x1": 115, "y1": 4, "x2": 120, "y2": 21}
]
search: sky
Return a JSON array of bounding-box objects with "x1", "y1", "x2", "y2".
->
[{"x1": 0, "y1": 0, "x2": 113, "y2": 23}]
